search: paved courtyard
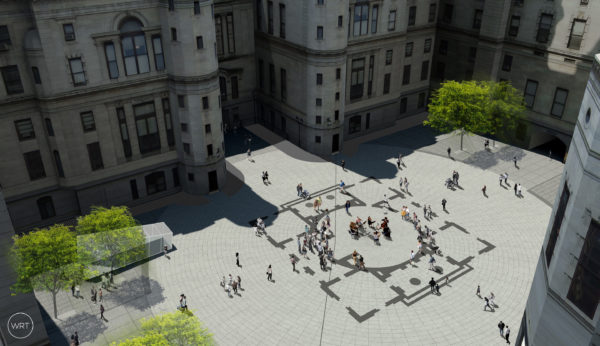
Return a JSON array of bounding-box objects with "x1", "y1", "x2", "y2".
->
[{"x1": 38, "y1": 122, "x2": 565, "y2": 345}]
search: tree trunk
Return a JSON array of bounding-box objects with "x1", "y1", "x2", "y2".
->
[
  {"x1": 460, "y1": 129, "x2": 464, "y2": 151},
  {"x1": 52, "y1": 291, "x2": 58, "y2": 318}
]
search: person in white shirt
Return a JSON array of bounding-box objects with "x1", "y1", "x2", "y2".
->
[{"x1": 384, "y1": 194, "x2": 391, "y2": 209}]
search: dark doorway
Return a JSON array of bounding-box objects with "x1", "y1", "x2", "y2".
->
[
  {"x1": 208, "y1": 170, "x2": 218, "y2": 192},
  {"x1": 130, "y1": 179, "x2": 139, "y2": 199},
  {"x1": 332, "y1": 133, "x2": 340, "y2": 153},
  {"x1": 531, "y1": 137, "x2": 567, "y2": 162}
]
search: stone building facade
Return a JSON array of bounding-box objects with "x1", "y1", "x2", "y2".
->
[
  {"x1": 1, "y1": 0, "x2": 599, "y2": 231},
  {"x1": 516, "y1": 53, "x2": 600, "y2": 346}
]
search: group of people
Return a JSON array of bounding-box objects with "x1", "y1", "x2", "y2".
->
[
  {"x1": 254, "y1": 217, "x2": 266, "y2": 236},
  {"x1": 352, "y1": 250, "x2": 366, "y2": 270},
  {"x1": 261, "y1": 171, "x2": 270, "y2": 184},
  {"x1": 296, "y1": 183, "x2": 310, "y2": 199},
  {"x1": 221, "y1": 275, "x2": 242, "y2": 297}
]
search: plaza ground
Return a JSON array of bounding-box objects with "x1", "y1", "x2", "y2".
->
[{"x1": 37, "y1": 118, "x2": 565, "y2": 345}]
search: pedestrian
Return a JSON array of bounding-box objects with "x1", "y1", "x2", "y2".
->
[
  {"x1": 383, "y1": 194, "x2": 390, "y2": 209},
  {"x1": 455, "y1": 171, "x2": 460, "y2": 186},
  {"x1": 513, "y1": 156, "x2": 518, "y2": 167},
  {"x1": 427, "y1": 205, "x2": 432, "y2": 218},
  {"x1": 266, "y1": 265, "x2": 272, "y2": 281},
  {"x1": 100, "y1": 304, "x2": 105, "y2": 321},
  {"x1": 476, "y1": 284, "x2": 481, "y2": 297},
  {"x1": 447, "y1": 147, "x2": 451, "y2": 157},
  {"x1": 484, "y1": 296, "x2": 492, "y2": 311},
  {"x1": 441, "y1": 198, "x2": 447, "y2": 211},
  {"x1": 505, "y1": 326, "x2": 510, "y2": 344},
  {"x1": 482, "y1": 185, "x2": 487, "y2": 196},
  {"x1": 498, "y1": 321, "x2": 505, "y2": 337},
  {"x1": 345, "y1": 200, "x2": 351, "y2": 214},
  {"x1": 517, "y1": 184, "x2": 522, "y2": 197},
  {"x1": 396, "y1": 158, "x2": 401, "y2": 169},
  {"x1": 339, "y1": 180, "x2": 346, "y2": 193},
  {"x1": 341, "y1": 160, "x2": 346, "y2": 171},
  {"x1": 445, "y1": 277, "x2": 449, "y2": 286},
  {"x1": 499, "y1": 173, "x2": 504, "y2": 186},
  {"x1": 484, "y1": 139, "x2": 489, "y2": 149},
  {"x1": 423, "y1": 205, "x2": 427, "y2": 218},
  {"x1": 236, "y1": 252, "x2": 240, "y2": 267},
  {"x1": 429, "y1": 277, "x2": 436, "y2": 293},
  {"x1": 75, "y1": 285, "x2": 80, "y2": 298},
  {"x1": 291, "y1": 256, "x2": 296, "y2": 271},
  {"x1": 181, "y1": 294, "x2": 187, "y2": 310},
  {"x1": 429, "y1": 255, "x2": 436, "y2": 271},
  {"x1": 232, "y1": 280, "x2": 238, "y2": 294},
  {"x1": 90, "y1": 287, "x2": 95, "y2": 303},
  {"x1": 399, "y1": 177, "x2": 403, "y2": 190},
  {"x1": 317, "y1": 195, "x2": 322, "y2": 210},
  {"x1": 297, "y1": 237, "x2": 301, "y2": 253},
  {"x1": 514, "y1": 183, "x2": 517, "y2": 195},
  {"x1": 74, "y1": 331, "x2": 79, "y2": 346},
  {"x1": 404, "y1": 177, "x2": 409, "y2": 193},
  {"x1": 297, "y1": 183, "x2": 302, "y2": 196},
  {"x1": 352, "y1": 250, "x2": 358, "y2": 267},
  {"x1": 247, "y1": 148, "x2": 252, "y2": 161},
  {"x1": 435, "y1": 283, "x2": 440, "y2": 294},
  {"x1": 237, "y1": 275, "x2": 242, "y2": 289},
  {"x1": 359, "y1": 255, "x2": 365, "y2": 270},
  {"x1": 504, "y1": 172, "x2": 509, "y2": 186},
  {"x1": 71, "y1": 334, "x2": 76, "y2": 346},
  {"x1": 410, "y1": 250, "x2": 415, "y2": 265},
  {"x1": 398, "y1": 153, "x2": 403, "y2": 167},
  {"x1": 489, "y1": 292, "x2": 496, "y2": 307},
  {"x1": 99, "y1": 288, "x2": 103, "y2": 302},
  {"x1": 71, "y1": 284, "x2": 75, "y2": 296}
]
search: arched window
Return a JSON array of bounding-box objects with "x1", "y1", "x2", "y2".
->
[{"x1": 120, "y1": 18, "x2": 150, "y2": 75}]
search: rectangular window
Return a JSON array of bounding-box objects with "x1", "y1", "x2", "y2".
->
[
  {"x1": 231, "y1": 76, "x2": 239, "y2": 99},
  {"x1": 400, "y1": 97, "x2": 407, "y2": 114},
  {"x1": 196, "y1": 36, "x2": 204, "y2": 49},
  {"x1": 202, "y1": 96, "x2": 209, "y2": 109},
  {"x1": 257, "y1": 0, "x2": 263, "y2": 31},
  {"x1": 281, "y1": 68, "x2": 287, "y2": 101},
  {"x1": 205, "y1": 124, "x2": 211, "y2": 134},
  {"x1": 0, "y1": 25, "x2": 11, "y2": 45},
  {"x1": 315, "y1": 136, "x2": 321, "y2": 143},
  {"x1": 388, "y1": 10, "x2": 396, "y2": 31},
  {"x1": 316, "y1": 98, "x2": 322, "y2": 106},
  {"x1": 31, "y1": 66, "x2": 41, "y2": 84},
  {"x1": 63, "y1": 23, "x2": 75, "y2": 41},
  {"x1": 402, "y1": 65, "x2": 411, "y2": 85},
  {"x1": 371, "y1": 5, "x2": 378, "y2": 33},
  {"x1": 383, "y1": 73, "x2": 391, "y2": 94},
  {"x1": 2, "y1": 65, "x2": 24, "y2": 94},
  {"x1": 215, "y1": 16, "x2": 224, "y2": 56},
  {"x1": 439, "y1": 40, "x2": 448, "y2": 55},
  {"x1": 207, "y1": 144, "x2": 213, "y2": 156},
  {"x1": 428, "y1": 3, "x2": 436, "y2": 23},
  {"x1": 316, "y1": 116, "x2": 322, "y2": 124},
  {"x1": 69, "y1": 58, "x2": 86, "y2": 86},
  {"x1": 45, "y1": 118, "x2": 54, "y2": 137},
  {"x1": 424, "y1": 38, "x2": 432, "y2": 53},
  {"x1": 226, "y1": 13, "x2": 235, "y2": 54},
  {"x1": 338, "y1": 16, "x2": 343, "y2": 28},
  {"x1": 80, "y1": 112, "x2": 96, "y2": 132},
  {"x1": 15, "y1": 119, "x2": 35, "y2": 141},
  {"x1": 468, "y1": 47, "x2": 477, "y2": 63},
  {"x1": 509, "y1": 15, "x2": 520, "y2": 36},
  {"x1": 405, "y1": 42, "x2": 413, "y2": 57},
  {"x1": 267, "y1": 1, "x2": 274, "y2": 34},
  {"x1": 152, "y1": 35, "x2": 165, "y2": 71},
  {"x1": 473, "y1": 9, "x2": 482, "y2": 29},
  {"x1": 37, "y1": 196, "x2": 55, "y2": 219},
  {"x1": 443, "y1": 4, "x2": 453, "y2": 23},
  {"x1": 258, "y1": 59, "x2": 264, "y2": 89},
  {"x1": 350, "y1": 58, "x2": 365, "y2": 100},
  {"x1": 336, "y1": 68, "x2": 341, "y2": 80},
  {"x1": 172, "y1": 167, "x2": 180, "y2": 187},
  {"x1": 183, "y1": 142, "x2": 191, "y2": 154},
  {"x1": 122, "y1": 34, "x2": 150, "y2": 75},
  {"x1": 502, "y1": 54, "x2": 513, "y2": 71},
  {"x1": 219, "y1": 76, "x2": 227, "y2": 102},
  {"x1": 87, "y1": 142, "x2": 104, "y2": 171},
  {"x1": 24, "y1": 151, "x2": 45, "y2": 180},
  {"x1": 568, "y1": 19, "x2": 586, "y2": 50},
  {"x1": 418, "y1": 92, "x2": 426, "y2": 108},
  {"x1": 546, "y1": 184, "x2": 570, "y2": 266},
  {"x1": 134, "y1": 102, "x2": 161, "y2": 154},
  {"x1": 386, "y1": 50, "x2": 393, "y2": 65},
  {"x1": 551, "y1": 88, "x2": 568, "y2": 117},
  {"x1": 408, "y1": 6, "x2": 416, "y2": 26},
  {"x1": 317, "y1": 26, "x2": 323, "y2": 40},
  {"x1": 353, "y1": 4, "x2": 369, "y2": 36},
  {"x1": 181, "y1": 123, "x2": 188, "y2": 132},
  {"x1": 162, "y1": 98, "x2": 174, "y2": 147},
  {"x1": 524, "y1": 79, "x2": 538, "y2": 108},
  {"x1": 178, "y1": 94, "x2": 185, "y2": 108},
  {"x1": 117, "y1": 107, "x2": 132, "y2": 158},
  {"x1": 421, "y1": 60, "x2": 429, "y2": 80},
  {"x1": 170, "y1": 27, "x2": 177, "y2": 41},
  {"x1": 537, "y1": 14, "x2": 553, "y2": 43},
  {"x1": 194, "y1": 1, "x2": 200, "y2": 14},
  {"x1": 567, "y1": 219, "x2": 600, "y2": 319},
  {"x1": 269, "y1": 63, "x2": 275, "y2": 94},
  {"x1": 367, "y1": 55, "x2": 374, "y2": 96},
  {"x1": 317, "y1": 73, "x2": 323, "y2": 85},
  {"x1": 365, "y1": 113, "x2": 370, "y2": 129},
  {"x1": 168, "y1": 0, "x2": 174, "y2": 11},
  {"x1": 104, "y1": 42, "x2": 119, "y2": 79},
  {"x1": 335, "y1": 92, "x2": 340, "y2": 100},
  {"x1": 318, "y1": 0, "x2": 324, "y2": 5},
  {"x1": 279, "y1": 4, "x2": 286, "y2": 39},
  {"x1": 334, "y1": 110, "x2": 339, "y2": 120}
]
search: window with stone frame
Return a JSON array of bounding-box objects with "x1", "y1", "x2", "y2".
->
[
  {"x1": 1, "y1": 65, "x2": 24, "y2": 94},
  {"x1": 134, "y1": 102, "x2": 161, "y2": 154},
  {"x1": 350, "y1": 58, "x2": 365, "y2": 100},
  {"x1": 536, "y1": 14, "x2": 553, "y2": 43},
  {"x1": 120, "y1": 19, "x2": 150, "y2": 75},
  {"x1": 24, "y1": 150, "x2": 46, "y2": 180},
  {"x1": 567, "y1": 19, "x2": 586, "y2": 50},
  {"x1": 15, "y1": 118, "x2": 35, "y2": 141}
]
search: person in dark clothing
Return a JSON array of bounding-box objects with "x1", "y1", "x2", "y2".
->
[{"x1": 429, "y1": 278, "x2": 436, "y2": 293}]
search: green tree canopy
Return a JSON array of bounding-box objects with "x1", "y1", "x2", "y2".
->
[
  {"x1": 10, "y1": 225, "x2": 84, "y2": 318},
  {"x1": 112, "y1": 311, "x2": 214, "y2": 346},
  {"x1": 424, "y1": 80, "x2": 525, "y2": 149},
  {"x1": 76, "y1": 206, "x2": 145, "y2": 276}
]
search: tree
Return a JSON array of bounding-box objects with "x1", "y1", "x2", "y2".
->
[
  {"x1": 10, "y1": 225, "x2": 85, "y2": 318},
  {"x1": 424, "y1": 80, "x2": 525, "y2": 150},
  {"x1": 112, "y1": 311, "x2": 214, "y2": 346},
  {"x1": 76, "y1": 206, "x2": 145, "y2": 278}
]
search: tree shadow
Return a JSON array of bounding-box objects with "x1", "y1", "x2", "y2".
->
[
  {"x1": 106, "y1": 276, "x2": 166, "y2": 311},
  {"x1": 45, "y1": 311, "x2": 108, "y2": 345}
]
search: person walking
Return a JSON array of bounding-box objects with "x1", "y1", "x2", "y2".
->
[
  {"x1": 429, "y1": 278, "x2": 436, "y2": 293},
  {"x1": 441, "y1": 198, "x2": 447, "y2": 212},
  {"x1": 513, "y1": 156, "x2": 518, "y2": 168},
  {"x1": 100, "y1": 304, "x2": 105, "y2": 321},
  {"x1": 383, "y1": 194, "x2": 391, "y2": 209},
  {"x1": 345, "y1": 200, "x2": 351, "y2": 214},
  {"x1": 476, "y1": 284, "x2": 481, "y2": 297},
  {"x1": 404, "y1": 178, "x2": 409, "y2": 193},
  {"x1": 429, "y1": 255, "x2": 436, "y2": 271},
  {"x1": 358, "y1": 255, "x2": 365, "y2": 270},
  {"x1": 237, "y1": 276, "x2": 242, "y2": 289},
  {"x1": 339, "y1": 180, "x2": 346, "y2": 193},
  {"x1": 505, "y1": 326, "x2": 510, "y2": 344},
  {"x1": 297, "y1": 237, "x2": 302, "y2": 253},
  {"x1": 410, "y1": 250, "x2": 415, "y2": 266},
  {"x1": 74, "y1": 331, "x2": 79, "y2": 346},
  {"x1": 498, "y1": 321, "x2": 505, "y2": 337},
  {"x1": 75, "y1": 285, "x2": 80, "y2": 298},
  {"x1": 98, "y1": 288, "x2": 103, "y2": 303},
  {"x1": 236, "y1": 252, "x2": 240, "y2": 267},
  {"x1": 504, "y1": 172, "x2": 509, "y2": 186},
  {"x1": 499, "y1": 173, "x2": 504, "y2": 186},
  {"x1": 427, "y1": 205, "x2": 432, "y2": 219},
  {"x1": 247, "y1": 148, "x2": 252, "y2": 161},
  {"x1": 291, "y1": 256, "x2": 296, "y2": 271},
  {"x1": 423, "y1": 205, "x2": 427, "y2": 218},
  {"x1": 482, "y1": 185, "x2": 487, "y2": 196},
  {"x1": 341, "y1": 160, "x2": 346, "y2": 171},
  {"x1": 484, "y1": 296, "x2": 492, "y2": 311},
  {"x1": 517, "y1": 184, "x2": 522, "y2": 197},
  {"x1": 447, "y1": 147, "x2": 451, "y2": 157},
  {"x1": 297, "y1": 183, "x2": 302, "y2": 196},
  {"x1": 232, "y1": 280, "x2": 238, "y2": 294},
  {"x1": 514, "y1": 183, "x2": 518, "y2": 195},
  {"x1": 71, "y1": 284, "x2": 75, "y2": 296},
  {"x1": 266, "y1": 265, "x2": 273, "y2": 281}
]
